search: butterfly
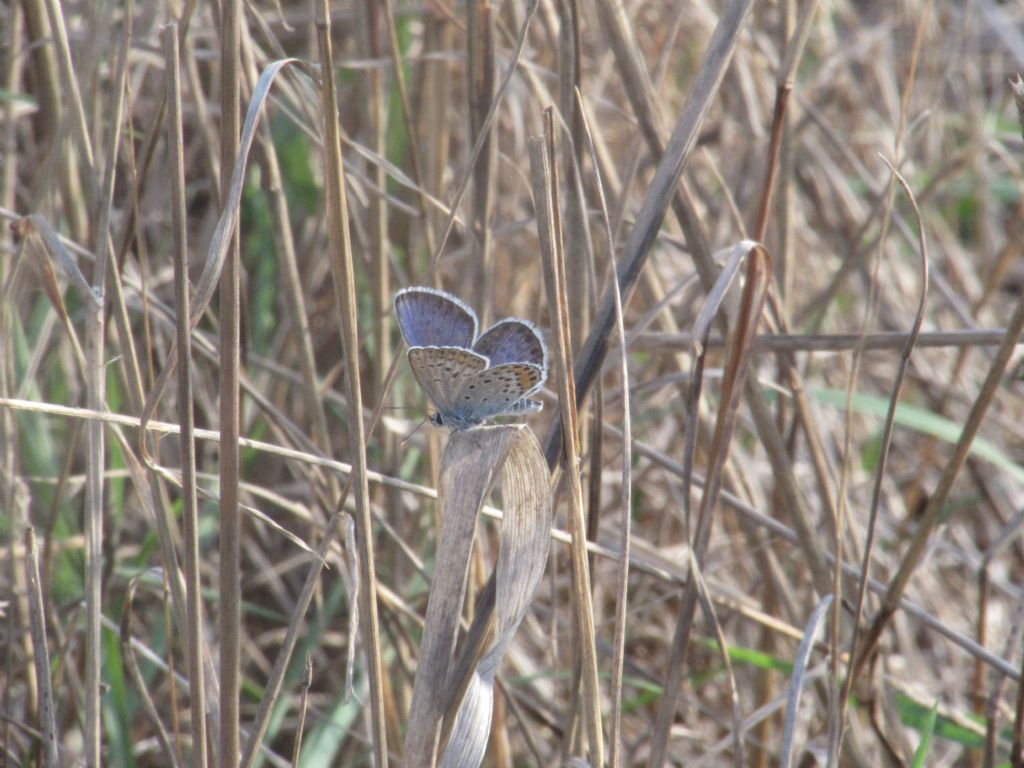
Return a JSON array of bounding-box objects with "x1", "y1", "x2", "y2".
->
[{"x1": 394, "y1": 287, "x2": 548, "y2": 430}]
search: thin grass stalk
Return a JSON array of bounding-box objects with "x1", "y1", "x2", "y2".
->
[
  {"x1": 591, "y1": 0, "x2": 833, "y2": 600},
  {"x1": 750, "y1": 0, "x2": 819, "y2": 242},
  {"x1": 772, "y1": 0, "x2": 797, "y2": 305},
  {"x1": 362, "y1": 0, "x2": 391, "y2": 405},
  {"x1": 631, "y1": 328, "x2": 1013, "y2": 353},
  {"x1": 164, "y1": 23, "x2": 209, "y2": 768},
  {"x1": 833, "y1": 161, "x2": 928, "y2": 763},
  {"x1": 217, "y1": 0, "x2": 243, "y2": 760},
  {"x1": 648, "y1": 246, "x2": 771, "y2": 767},
  {"x1": 0, "y1": 116, "x2": 20, "y2": 755},
  {"x1": 852, "y1": 281, "x2": 1024, "y2": 680},
  {"x1": 417, "y1": 13, "x2": 453, "y2": 266},
  {"x1": 531, "y1": 119, "x2": 604, "y2": 766},
  {"x1": 40, "y1": 0, "x2": 96, "y2": 182},
  {"x1": 81, "y1": 185, "x2": 104, "y2": 768},
  {"x1": 255, "y1": 131, "x2": 334, "y2": 462},
  {"x1": 2, "y1": 3, "x2": 24, "y2": 220},
  {"x1": 1013, "y1": 83, "x2": 1024, "y2": 768},
  {"x1": 24, "y1": 527, "x2": 58, "y2": 768},
  {"x1": 976, "y1": 565, "x2": 991, "y2": 768},
  {"x1": 577, "y1": 88, "x2": 632, "y2": 768},
  {"x1": 691, "y1": 559, "x2": 744, "y2": 768},
  {"x1": 292, "y1": 655, "x2": 314, "y2": 765},
  {"x1": 779, "y1": 595, "x2": 834, "y2": 768},
  {"x1": 542, "y1": 0, "x2": 755, "y2": 466},
  {"x1": 381, "y1": 0, "x2": 436, "y2": 256},
  {"x1": 160, "y1": 570, "x2": 182, "y2": 762},
  {"x1": 751, "y1": 14, "x2": 810, "y2": 663},
  {"x1": 555, "y1": 0, "x2": 588, "y2": 354},
  {"x1": 1004, "y1": 590, "x2": 1024, "y2": 767},
  {"x1": 313, "y1": 6, "x2": 389, "y2": 764},
  {"x1": 79, "y1": 8, "x2": 130, "y2": 762},
  {"x1": 120, "y1": 578, "x2": 181, "y2": 768},
  {"x1": 426, "y1": 0, "x2": 538, "y2": 275},
  {"x1": 467, "y1": 0, "x2": 496, "y2": 315}
]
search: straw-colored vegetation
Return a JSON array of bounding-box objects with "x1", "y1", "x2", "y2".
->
[{"x1": 3, "y1": 0, "x2": 1024, "y2": 765}]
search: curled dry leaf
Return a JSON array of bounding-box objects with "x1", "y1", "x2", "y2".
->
[{"x1": 402, "y1": 425, "x2": 552, "y2": 768}]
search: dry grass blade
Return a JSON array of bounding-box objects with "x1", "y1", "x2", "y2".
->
[
  {"x1": 8, "y1": 218, "x2": 88, "y2": 378},
  {"x1": 120, "y1": 577, "x2": 181, "y2": 768},
  {"x1": 164, "y1": 22, "x2": 208, "y2": 768},
  {"x1": 22, "y1": 215, "x2": 95, "y2": 312},
  {"x1": 80, "y1": 5, "x2": 130, "y2": 763},
  {"x1": 679, "y1": 243, "x2": 754, "y2": 535},
  {"x1": 23, "y1": 527, "x2": 58, "y2": 768},
  {"x1": 852, "y1": 234, "x2": 1024, "y2": 682},
  {"x1": 836, "y1": 158, "x2": 929, "y2": 757},
  {"x1": 689, "y1": 557, "x2": 744, "y2": 768},
  {"x1": 779, "y1": 595, "x2": 834, "y2": 768},
  {"x1": 751, "y1": 0, "x2": 821, "y2": 241},
  {"x1": 531, "y1": 122, "x2": 604, "y2": 765},
  {"x1": 649, "y1": 244, "x2": 772, "y2": 767},
  {"x1": 402, "y1": 428, "x2": 525, "y2": 765},
  {"x1": 216, "y1": 0, "x2": 243, "y2": 757},
  {"x1": 542, "y1": 0, "x2": 755, "y2": 466},
  {"x1": 426, "y1": 0, "x2": 539, "y2": 275},
  {"x1": 139, "y1": 58, "x2": 297, "y2": 460},
  {"x1": 430, "y1": 428, "x2": 551, "y2": 768},
  {"x1": 314, "y1": 3, "x2": 388, "y2": 763},
  {"x1": 634, "y1": 328, "x2": 1017, "y2": 353},
  {"x1": 577, "y1": 85, "x2": 634, "y2": 768}
]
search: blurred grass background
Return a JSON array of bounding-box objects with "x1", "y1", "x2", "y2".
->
[{"x1": 2, "y1": 0, "x2": 1024, "y2": 765}]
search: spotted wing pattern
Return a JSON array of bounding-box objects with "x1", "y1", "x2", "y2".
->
[
  {"x1": 396, "y1": 287, "x2": 547, "y2": 430},
  {"x1": 395, "y1": 287, "x2": 477, "y2": 349},
  {"x1": 407, "y1": 346, "x2": 488, "y2": 423},
  {"x1": 444, "y1": 362, "x2": 545, "y2": 429}
]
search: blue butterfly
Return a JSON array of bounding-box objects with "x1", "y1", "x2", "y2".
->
[{"x1": 394, "y1": 287, "x2": 548, "y2": 430}]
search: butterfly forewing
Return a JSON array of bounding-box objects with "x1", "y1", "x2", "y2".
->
[{"x1": 395, "y1": 287, "x2": 478, "y2": 349}]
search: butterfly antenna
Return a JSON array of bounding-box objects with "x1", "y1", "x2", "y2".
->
[{"x1": 400, "y1": 416, "x2": 430, "y2": 446}]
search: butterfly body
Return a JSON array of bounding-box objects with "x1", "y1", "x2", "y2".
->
[{"x1": 395, "y1": 288, "x2": 548, "y2": 431}]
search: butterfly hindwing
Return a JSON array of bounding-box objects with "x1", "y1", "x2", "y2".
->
[
  {"x1": 454, "y1": 362, "x2": 544, "y2": 425},
  {"x1": 472, "y1": 318, "x2": 548, "y2": 375}
]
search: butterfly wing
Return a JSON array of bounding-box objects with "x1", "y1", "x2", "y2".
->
[
  {"x1": 473, "y1": 319, "x2": 547, "y2": 415},
  {"x1": 407, "y1": 346, "x2": 489, "y2": 422},
  {"x1": 454, "y1": 362, "x2": 544, "y2": 426},
  {"x1": 395, "y1": 287, "x2": 478, "y2": 349},
  {"x1": 473, "y1": 319, "x2": 547, "y2": 372}
]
